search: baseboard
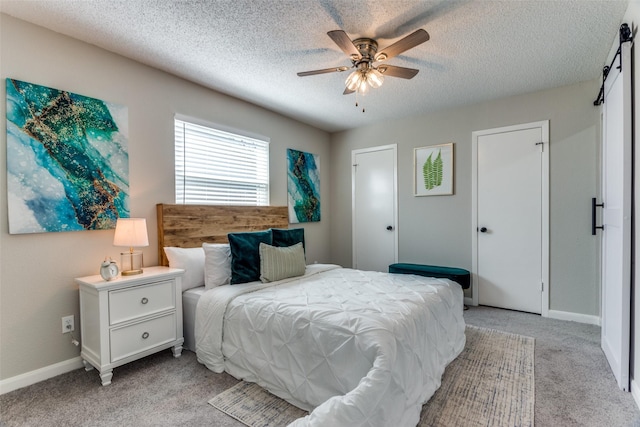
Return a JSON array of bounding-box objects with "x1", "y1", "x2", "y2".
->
[
  {"x1": 547, "y1": 309, "x2": 601, "y2": 326},
  {"x1": 0, "y1": 356, "x2": 84, "y2": 395},
  {"x1": 464, "y1": 297, "x2": 474, "y2": 306},
  {"x1": 632, "y1": 379, "x2": 640, "y2": 410}
]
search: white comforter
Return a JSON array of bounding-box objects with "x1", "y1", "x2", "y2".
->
[{"x1": 195, "y1": 264, "x2": 465, "y2": 427}]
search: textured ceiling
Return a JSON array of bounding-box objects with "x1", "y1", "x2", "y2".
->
[{"x1": 0, "y1": 0, "x2": 630, "y2": 132}]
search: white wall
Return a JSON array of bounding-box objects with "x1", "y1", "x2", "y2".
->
[
  {"x1": 0, "y1": 14, "x2": 331, "y2": 382},
  {"x1": 330, "y1": 80, "x2": 601, "y2": 317}
]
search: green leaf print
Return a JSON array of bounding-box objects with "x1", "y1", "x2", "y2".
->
[
  {"x1": 423, "y1": 153, "x2": 434, "y2": 190},
  {"x1": 422, "y1": 149, "x2": 443, "y2": 190},
  {"x1": 434, "y1": 150, "x2": 443, "y2": 187}
]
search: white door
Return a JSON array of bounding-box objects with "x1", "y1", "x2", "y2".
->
[
  {"x1": 352, "y1": 145, "x2": 398, "y2": 271},
  {"x1": 472, "y1": 121, "x2": 549, "y2": 314},
  {"x1": 600, "y1": 41, "x2": 631, "y2": 392}
]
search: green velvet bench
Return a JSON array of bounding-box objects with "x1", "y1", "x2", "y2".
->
[{"x1": 388, "y1": 263, "x2": 471, "y2": 289}]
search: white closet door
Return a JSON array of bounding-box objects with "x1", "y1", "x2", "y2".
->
[
  {"x1": 352, "y1": 145, "x2": 398, "y2": 272},
  {"x1": 473, "y1": 121, "x2": 548, "y2": 314}
]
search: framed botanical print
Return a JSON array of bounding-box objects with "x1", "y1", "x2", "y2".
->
[{"x1": 414, "y1": 143, "x2": 454, "y2": 196}]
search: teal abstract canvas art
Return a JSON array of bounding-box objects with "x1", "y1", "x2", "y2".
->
[
  {"x1": 6, "y1": 79, "x2": 129, "y2": 234},
  {"x1": 287, "y1": 149, "x2": 320, "y2": 223}
]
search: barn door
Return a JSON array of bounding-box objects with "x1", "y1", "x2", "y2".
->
[{"x1": 599, "y1": 38, "x2": 632, "y2": 392}]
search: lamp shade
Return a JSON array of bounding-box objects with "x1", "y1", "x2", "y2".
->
[
  {"x1": 113, "y1": 218, "x2": 149, "y2": 248},
  {"x1": 367, "y1": 69, "x2": 384, "y2": 88},
  {"x1": 345, "y1": 68, "x2": 384, "y2": 95},
  {"x1": 345, "y1": 70, "x2": 364, "y2": 91}
]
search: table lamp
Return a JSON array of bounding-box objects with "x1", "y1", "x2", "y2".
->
[{"x1": 113, "y1": 218, "x2": 149, "y2": 276}]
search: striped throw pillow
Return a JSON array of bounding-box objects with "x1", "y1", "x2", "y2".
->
[{"x1": 259, "y1": 242, "x2": 306, "y2": 283}]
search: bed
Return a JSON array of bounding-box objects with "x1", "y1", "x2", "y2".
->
[
  {"x1": 157, "y1": 203, "x2": 292, "y2": 350},
  {"x1": 157, "y1": 203, "x2": 466, "y2": 427}
]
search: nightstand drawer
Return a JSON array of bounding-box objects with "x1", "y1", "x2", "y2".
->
[
  {"x1": 110, "y1": 312, "x2": 177, "y2": 362},
  {"x1": 109, "y1": 280, "x2": 175, "y2": 325}
]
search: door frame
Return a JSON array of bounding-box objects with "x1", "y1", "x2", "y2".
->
[
  {"x1": 351, "y1": 144, "x2": 398, "y2": 269},
  {"x1": 471, "y1": 121, "x2": 550, "y2": 316}
]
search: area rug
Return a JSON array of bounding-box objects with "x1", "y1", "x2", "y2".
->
[{"x1": 208, "y1": 325, "x2": 535, "y2": 426}]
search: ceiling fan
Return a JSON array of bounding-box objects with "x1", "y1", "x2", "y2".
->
[{"x1": 297, "y1": 29, "x2": 430, "y2": 96}]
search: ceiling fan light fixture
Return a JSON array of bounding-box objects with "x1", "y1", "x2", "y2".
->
[
  {"x1": 368, "y1": 69, "x2": 384, "y2": 88},
  {"x1": 358, "y1": 78, "x2": 370, "y2": 95},
  {"x1": 346, "y1": 68, "x2": 383, "y2": 94},
  {"x1": 346, "y1": 70, "x2": 365, "y2": 91}
]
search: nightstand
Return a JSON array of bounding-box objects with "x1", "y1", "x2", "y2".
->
[{"x1": 76, "y1": 266, "x2": 185, "y2": 385}]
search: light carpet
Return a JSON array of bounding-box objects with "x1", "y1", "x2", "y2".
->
[{"x1": 209, "y1": 325, "x2": 534, "y2": 426}]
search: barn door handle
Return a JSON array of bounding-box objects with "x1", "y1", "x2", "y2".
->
[
  {"x1": 386, "y1": 226, "x2": 393, "y2": 231},
  {"x1": 592, "y1": 197, "x2": 604, "y2": 235}
]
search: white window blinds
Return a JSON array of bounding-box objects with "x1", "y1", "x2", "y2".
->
[{"x1": 174, "y1": 118, "x2": 269, "y2": 205}]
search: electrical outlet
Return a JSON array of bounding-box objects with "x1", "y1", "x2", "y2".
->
[{"x1": 62, "y1": 315, "x2": 74, "y2": 334}]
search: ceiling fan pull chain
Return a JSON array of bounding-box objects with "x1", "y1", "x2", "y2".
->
[{"x1": 351, "y1": 87, "x2": 365, "y2": 112}]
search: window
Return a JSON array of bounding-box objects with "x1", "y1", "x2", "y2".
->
[{"x1": 174, "y1": 118, "x2": 269, "y2": 205}]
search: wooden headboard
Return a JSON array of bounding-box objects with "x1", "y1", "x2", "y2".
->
[{"x1": 156, "y1": 203, "x2": 289, "y2": 266}]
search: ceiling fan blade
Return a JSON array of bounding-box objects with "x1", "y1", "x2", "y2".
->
[
  {"x1": 343, "y1": 87, "x2": 355, "y2": 95},
  {"x1": 375, "y1": 29, "x2": 430, "y2": 61},
  {"x1": 378, "y1": 65, "x2": 420, "y2": 79},
  {"x1": 297, "y1": 66, "x2": 350, "y2": 77},
  {"x1": 328, "y1": 30, "x2": 361, "y2": 59}
]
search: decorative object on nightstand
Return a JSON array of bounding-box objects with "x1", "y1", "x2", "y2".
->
[
  {"x1": 77, "y1": 266, "x2": 185, "y2": 386},
  {"x1": 99, "y1": 257, "x2": 119, "y2": 281},
  {"x1": 113, "y1": 218, "x2": 149, "y2": 276}
]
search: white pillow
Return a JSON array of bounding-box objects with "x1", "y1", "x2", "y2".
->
[
  {"x1": 203, "y1": 243, "x2": 232, "y2": 288},
  {"x1": 163, "y1": 247, "x2": 205, "y2": 291}
]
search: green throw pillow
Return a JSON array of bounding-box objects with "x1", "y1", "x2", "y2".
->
[
  {"x1": 228, "y1": 230, "x2": 272, "y2": 284},
  {"x1": 259, "y1": 242, "x2": 306, "y2": 283},
  {"x1": 271, "y1": 228, "x2": 305, "y2": 252}
]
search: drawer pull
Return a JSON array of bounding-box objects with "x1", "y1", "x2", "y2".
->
[
  {"x1": 142, "y1": 332, "x2": 150, "y2": 339},
  {"x1": 141, "y1": 297, "x2": 149, "y2": 305}
]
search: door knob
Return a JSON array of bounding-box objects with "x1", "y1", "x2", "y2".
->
[
  {"x1": 479, "y1": 227, "x2": 487, "y2": 233},
  {"x1": 386, "y1": 226, "x2": 393, "y2": 231}
]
